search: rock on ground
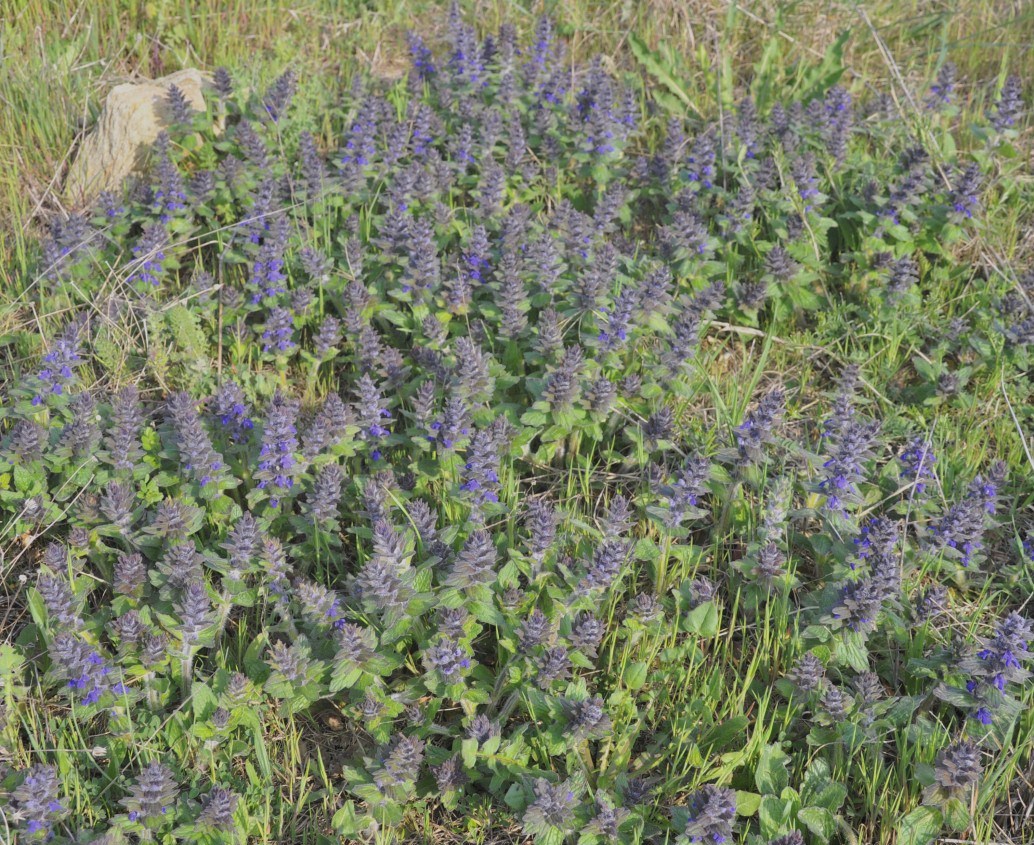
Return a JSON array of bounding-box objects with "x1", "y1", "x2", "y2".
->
[{"x1": 64, "y1": 68, "x2": 210, "y2": 207}]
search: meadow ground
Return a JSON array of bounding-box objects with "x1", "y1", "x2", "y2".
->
[{"x1": 1, "y1": 2, "x2": 1034, "y2": 844}]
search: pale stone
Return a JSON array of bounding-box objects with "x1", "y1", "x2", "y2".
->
[{"x1": 64, "y1": 69, "x2": 211, "y2": 207}]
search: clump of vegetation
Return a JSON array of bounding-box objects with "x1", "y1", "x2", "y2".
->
[{"x1": 1, "y1": 6, "x2": 1032, "y2": 845}]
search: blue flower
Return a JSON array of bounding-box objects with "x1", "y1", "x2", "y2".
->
[
  {"x1": 407, "y1": 32, "x2": 436, "y2": 80},
  {"x1": 31, "y1": 322, "x2": 83, "y2": 405},
  {"x1": 11, "y1": 765, "x2": 64, "y2": 839},
  {"x1": 899, "y1": 437, "x2": 936, "y2": 494},
  {"x1": 256, "y1": 391, "x2": 301, "y2": 507}
]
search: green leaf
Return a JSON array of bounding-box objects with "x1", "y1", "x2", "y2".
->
[
  {"x1": 755, "y1": 744, "x2": 790, "y2": 795},
  {"x1": 834, "y1": 630, "x2": 870, "y2": 672},
  {"x1": 805, "y1": 780, "x2": 848, "y2": 814},
  {"x1": 140, "y1": 426, "x2": 161, "y2": 453},
  {"x1": 797, "y1": 806, "x2": 837, "y2": 843},
  {"x1": 166, "y1": 304, "x2": 210, "y2": 362},
  {"x1": 885, "y1": 694, "x2": 925, "y2": 727},
  {"x1": 27, "y1": 587, "x2": 48, "y2": 631},
  {"x1": 684, "y1": 601, "x2": 719, "y2": 637},
  {"x1": 804, "y1": 757, "x2": 831, "y2": 780},
  {"x1": 520, "y1": 410, "x2": 548, "y2": 427},
  {"x1": 735, "y1": 791, "x2": 762, "y2": 816},
  {"x1": 798, "y1": 30, "x2": 850, "y2": 102},
  {"x1": 536, "y1": 828, "x2": 565, "y2": 845},
  {"x1": 801, "y1": 624, "x2": 831, "y2": 643},
  {"x1": 331, "y1": 801, "x2": 360, "y2": 837},
  {"x1": 243, "y1": 632, "x2": 269, "y2": 680},
  {"x1": 504, "y1": 782, "x2": 525, "y2": 810},
  {"x1": 628, "y1": 34, "x2": 701, "y2": 117},
  {"x1": 13, "y1": 463, "x2": 41, "y2": 493},
  {"x1": 942, "y1": 797, "x2": 970, "y2": 831},
  {"x1": 471, "y1": 599, "x2": 505, "y2": 627},
  {"x1": 932, "y1": 683, "x2": 977, "y2": 709},
  {"x1": 0, "y1": 643, "x2": 24, "y2": 676},
  {"x1": 240, "y1": 711, "x2": 272, "y2": 778},
  {"x1": 624, "y1": 661, "x2": 648, "y2": 690},
  {"x1": 374, "y1": 799, "x2": 404, "y2": 826},
  {"x1": 699, "y1": 716, "x2": 749, "y2": 754},
  {"x1": 461, "y1": 737, "x2": 479, "y2": 769},
  {"x1": 191, "y1": 683, "x2": 218, "y2": 720},
  {"x1": 896, "y1": 806, "x2": 943, "y2": 845},
  {"x1": 758, "y1": 795, "x2": 795, "y2": 837}
]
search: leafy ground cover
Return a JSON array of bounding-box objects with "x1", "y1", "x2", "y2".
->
[{"x1": 1, "y1": 3, "x2": 1034, "y2": 844}]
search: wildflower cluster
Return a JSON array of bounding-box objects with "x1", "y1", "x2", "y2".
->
[{"x1": 1, "y1": 10, "x2": 1031, "y2": 845}]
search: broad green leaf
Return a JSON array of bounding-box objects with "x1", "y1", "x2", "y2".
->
[
  {"x1": 798, "y1": 806, "x2": 837, "y2": 843},
  {"x1": 332, "y1": 801, "x2": 360, "y2": 837},
  {"x1": 461, "y1": 737, "x2": 478, "y2": 769},
  {"x1": 736, "y1": 790, "x2": 762, "y2": 816},
  {"x1": 759, "y1": 795, "x2": 795, "y2": 837},
  {"x1": 805, "y1": 780, "x2": 848, "y2": 814},
  {"x1": 191, "y1": 683, "x2": 218, "y2": 720},
  {"x1": 834, "y1": 630, "x2": 870, "y2": 672},
  {"x1": 624, "y1": 661, "x2": 648, "y2": 690},
  {"x1": 755, "y1": 743, "x2": 790, "y2": 795},
  {"x1": 942, "y1": 797, "x2": 970, "y2": 831},
  {"x1": 896, "y1": 806, "x2": 943, "y2": 845},
  {"x1": 684, "y1": 601, "x2": 720, "y2": 637}
]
